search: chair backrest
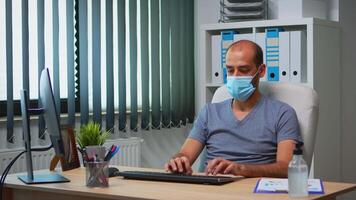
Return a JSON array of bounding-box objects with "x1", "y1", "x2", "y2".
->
[{"x1": 198, "y1": 82, "x2": 319, "y2": 172}]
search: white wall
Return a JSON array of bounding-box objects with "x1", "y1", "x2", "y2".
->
[
  {"x1": 339, "y1": 0, "x2": 356, "y2": 198},
  {"x1": 194, "y1": 0, "x2": 220, "y2": 114},
  {"x1": 328, "y1": 0, "x2": 339, "y2": 21}
]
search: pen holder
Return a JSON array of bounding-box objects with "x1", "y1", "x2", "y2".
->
[{"x1": 85, "y1": 161, "x2": 109, "y2": 187}]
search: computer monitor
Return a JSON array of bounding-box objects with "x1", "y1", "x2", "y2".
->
[
  {"x1": 39, "y1": 68, "x2": 65, "y2": 157},
  {"x1": 18, "y1": 68, "x2": 70, "y2": 184}
]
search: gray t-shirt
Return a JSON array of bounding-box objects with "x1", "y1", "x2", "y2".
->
[{"x1": 189, "y1": 95, "x2": 302, "y2": 165}]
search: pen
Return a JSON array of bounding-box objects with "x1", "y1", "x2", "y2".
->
[
  {"x1": 104, "y1": 147, "x2": 113, "y2": 161},
  {"x1": 104, "y1": 145, "x2": 120, "y2": 161}
]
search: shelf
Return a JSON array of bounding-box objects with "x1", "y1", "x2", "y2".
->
[
  {"x1": 200, "y1": 18, "x2": 340, "y2": 32},
  {"x1": 206, "y1": 81, "x2": 309, "y2": 88},
  {"x1": 206, "y1": 83, "x2": 224, "y2": 88},
  {"x1": 197, "y1": 18, "x2": 341, "y2": 183}
]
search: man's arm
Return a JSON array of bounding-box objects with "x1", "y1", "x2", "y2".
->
[
  {"x1": 164, "y1": 138, "x2": 204, "y2": 174},
  {"x1": 206, "y1": 140, "x2": 295, "y2": 178}
]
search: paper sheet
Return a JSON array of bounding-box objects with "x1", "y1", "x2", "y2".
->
[{"x1": 254, "y1": 178, "x2": 324, "y2": 194}]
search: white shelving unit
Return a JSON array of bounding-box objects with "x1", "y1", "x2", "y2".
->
[{"x1": 196, "y1": 18, "x2": 342, "y2": 181}]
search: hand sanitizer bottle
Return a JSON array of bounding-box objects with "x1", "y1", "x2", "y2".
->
[{"x1": 288, "y1": 142, "x2": 308, "y2": 197}]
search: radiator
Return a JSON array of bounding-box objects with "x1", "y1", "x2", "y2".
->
[
  {"x1": 104, "y1": 138, "x2": 143, "y2": 167},
  {"x1": 0, "y1": 137, "x2": 142, "y2": 174},
  {"x1": 0, "y1": 149, "x2": 55, "y2": 174}
]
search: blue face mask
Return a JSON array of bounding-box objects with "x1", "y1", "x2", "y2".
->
[{"x1": 226, "y1": 70, "x2": 259, "y2": 102}]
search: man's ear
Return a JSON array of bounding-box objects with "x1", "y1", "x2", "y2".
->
[{"x1": 259, "y1": 64, "x2": 266, "y2": 78}]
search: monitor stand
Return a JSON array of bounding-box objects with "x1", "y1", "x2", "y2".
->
[
  {"x1": 18, "y1": 91, "x2": 70, "y2": 184},
  {"x1": 18, "y1": 173, "x2": 70, "y2": 184}
]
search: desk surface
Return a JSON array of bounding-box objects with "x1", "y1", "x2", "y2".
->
[{"x1": 4, "y1": 166, "x2": 356, "y2": 200}]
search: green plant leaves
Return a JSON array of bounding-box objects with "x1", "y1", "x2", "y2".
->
[{"x1": 76, "y1": 122, "x2": 110, "y2": 150}]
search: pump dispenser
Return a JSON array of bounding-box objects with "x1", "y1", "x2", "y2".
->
[{"x1": 288, "y1": 142, "x2": 308, "y2": 197}]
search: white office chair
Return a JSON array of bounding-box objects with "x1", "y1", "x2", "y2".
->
[{"x1": 198, "y1": 82, "x2": 319, "y2": 173}]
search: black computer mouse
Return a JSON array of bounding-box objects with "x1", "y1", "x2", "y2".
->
[{"x1": 108, "y1": 167, "x2": 120, "y2": 177}]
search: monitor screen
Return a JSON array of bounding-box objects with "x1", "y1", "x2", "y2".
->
[{"x1": 39, "y1": 68, "x2": 64, "y2": 157}]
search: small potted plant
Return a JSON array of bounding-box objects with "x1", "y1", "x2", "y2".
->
[{"x1": 76, "y1": 122, "x2": 110, "y2": 164}]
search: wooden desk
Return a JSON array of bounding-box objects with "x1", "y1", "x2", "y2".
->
[{"x1": 3, "y1": 166, "x2": 356, "y2": 200}]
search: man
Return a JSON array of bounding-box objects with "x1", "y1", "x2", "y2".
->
[{"x1": 164, "y1": 40, "x2": 301, "y2": 178}]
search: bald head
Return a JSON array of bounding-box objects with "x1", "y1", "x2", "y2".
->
[{"x1": 226, "y1": 40, "x2": 263, "y2": 68}]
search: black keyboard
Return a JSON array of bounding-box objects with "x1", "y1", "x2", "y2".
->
[{"x1": 116, "y1": 171, "x2": 240, "y2": 185}]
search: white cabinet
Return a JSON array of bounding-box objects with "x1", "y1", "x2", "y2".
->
[{"x1": 196, "y1": 18, "x2": 341, "y2": 181}]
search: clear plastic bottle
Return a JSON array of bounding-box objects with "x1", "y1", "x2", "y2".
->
[{"x1": 288, "y1": 142, "x2": 308, "y2": 198}]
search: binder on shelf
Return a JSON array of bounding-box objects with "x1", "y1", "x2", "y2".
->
[
  {"x1": 255, "y1": 32, "x2": 267, "y2": 81},
  {"x1": 290, "y1": 30, "x2": 307, "y2": 83},
  {"x1": 265, "y1": 28, "x2": 280, "y2": 81},
  {"x1": 221, "y1": 31, "x2": 235, "y2": 84},
  {"x1": 279, "y1": 31, "x2": 290, "y2": 82},
  {"x1": 234, "y1": 33, "x2": 254, "y2": 42},
  {"x1": 279, "y1": 65, "x2": 290, "y2": 82},
  {"x1": 211, "y1": 35, "x2": 223, "y2": 84},
  {"x1": 290, "y1": 65, "x2": 301, "y2": 82}
]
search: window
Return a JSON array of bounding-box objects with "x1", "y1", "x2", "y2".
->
[
  {"x1": 0, "y1": 0, "x2": 79, "y2": 117},
  {"x1": 1, "y1": 0, "x2": 195, "y2": 141}
]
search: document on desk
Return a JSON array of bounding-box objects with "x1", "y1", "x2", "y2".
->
[{"x1": 254, "y1": 178, "x2": 324, "y2": 194}]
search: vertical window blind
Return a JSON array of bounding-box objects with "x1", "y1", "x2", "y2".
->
[{"x1": 0, "y1": 0, "x2": 194, "y2": 143}]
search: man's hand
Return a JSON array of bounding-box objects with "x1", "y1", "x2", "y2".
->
[
  {"x1": 164, "y1": 155, "x2": 193, "y2": 175},
  {"x1": 205, "y1": 157, "x2": 241, "y2": 176},
  {"x1": 164, "y1": 139, "x2": 204, "y2": 175}
]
